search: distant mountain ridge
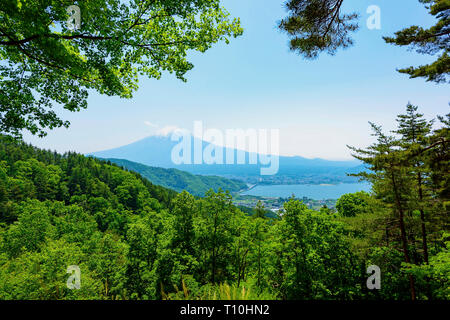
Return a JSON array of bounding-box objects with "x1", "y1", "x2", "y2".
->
[
  {"x1": 103, "y1": 158, "x2": 248, "y2": 196},
  {"x1": 90, "y1": 135, "x2": 364, "y2": 185}
]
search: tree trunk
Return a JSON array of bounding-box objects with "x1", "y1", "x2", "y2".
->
[
  {"x1": 391, "y1": 171, "x2": 416, "y2": 300},
  {"x1": 417, "y1": 171, "x2": 432, "y2": 299},
  {"x1": 211, "y1": 216, "x2": 218, "y2": 284},
  {"x1": 417, "y1": 172, "x2": 429, "y2": 264},
  {"x1": 257, "y1": 243, "x2": 261, "y2": 288}
]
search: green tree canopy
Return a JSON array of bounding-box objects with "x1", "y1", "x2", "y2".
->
[
  {"x1": 0, "y1": 0, "x2": 243, "y2": 137},
  {"x1": 336, "y1": 191, "x2": 370, "y2": 217}
]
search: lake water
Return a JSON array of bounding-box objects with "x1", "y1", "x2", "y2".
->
[{"x1": 241, "y1": 183, "x2": 372, "y2": 199}]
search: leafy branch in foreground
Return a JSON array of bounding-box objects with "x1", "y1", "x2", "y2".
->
[
  {"x1": 0, "y1": 0, "x2": 243, "y2": 138},
  {"x1": 279, "y1": 0, "x2": 449, "y2": 84},
  {"x1": 279, "y1": 0, "x2": 358, "y2": 59},
  {"x1": 383, "y1": 0, "x2": 450, "y2": 83}
]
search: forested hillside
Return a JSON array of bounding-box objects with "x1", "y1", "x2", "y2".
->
[
  {"x1": 104, "y1": 158, "x2": 247, "y2": 196},
  {"x1": 0, "y1": 135, "x2": 367, "y2": 299},
  {"x1": 0, "y1": 105, "x2": 448, "y2": 300}
]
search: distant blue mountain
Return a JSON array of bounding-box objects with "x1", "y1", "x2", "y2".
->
[{"x1": 89, "y1": 135, "x2": 364, "y2": 184}]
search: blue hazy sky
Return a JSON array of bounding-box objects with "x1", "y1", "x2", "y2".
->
[{"x1": 24, "y1": 0, "x2": 449, "y2": 160}]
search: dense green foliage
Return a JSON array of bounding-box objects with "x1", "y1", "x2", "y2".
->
[
  {"x1": 104, "y1": 158, "x2": 247, "y2": 197},
  {"x1": 0, "y1": 103, "x2": 448, "y2": 301},
  {"x1": 336, "y1": 191, "x2": 370, "y2": 217},
  {"x1": 0, "y1": 136, "x2": 363, "y2": 299},
  {"x1": 0, "y1": 0, "x2": 242, "y2": 137}
]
